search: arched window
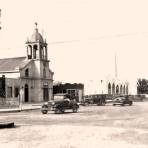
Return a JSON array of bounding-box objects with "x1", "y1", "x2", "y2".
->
[
  {"x1": 40, "y1": 45, "x2": 43, "y2": 59},
  {"x1": 120, "y1": 85, "x2": 122, "y2": 94},
  {"x1": 112, "y1": 83, "x2": 115, "y2": 95},
  {"x1": 123, "y1": 85, "x2": 125, "y2": 94},
  {"x1": 116, "y1": 85, "x2": 119, "y2": 94},
  {"x1": 33, "y1": 44, "x2": 38, "y2": 59},
  {"x1": 108, "y1": 83, "x2": 111, "y2": 94},
  {"x1": 126, "y1": 85, "x2": 128, "y2": 94},
  {"x1": 43, "y1": 47, "x2": 46, "y2": 60},
  {"x1": 27, "y1": 45, "x2": 32, "y2": 59},
  {"x1": 25, "y1": 69, "x2": 29, "y2": 77},
  {"x1": 45, "y1": 47, "x2": 47, "y2": 60}
]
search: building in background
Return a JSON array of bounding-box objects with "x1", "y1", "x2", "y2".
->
[
  {"x1": 0, "y1": 24, "x2": 54, "y2": 103},
  {"x1": 85, "y1": 77, "x2": 129, "y2": 96},
  {"x1": 85, "y1": 53, "x2": 129, "y2": 96},
  {"x1": 53, "y1": 82, "x2": 84, "y2": 102}
]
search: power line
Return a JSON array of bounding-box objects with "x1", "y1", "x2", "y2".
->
[{"x1": 48, "y1": 31, "x2": 147, "y2": 45}]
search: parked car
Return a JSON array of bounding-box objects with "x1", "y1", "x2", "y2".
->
[
  {"x1": 113, "y1": 95, "x2": 133, "y2": 106},
  {"x1": 41, "y1": 94, "x2": 79, "y2": 114},
  {"x1": 84, "y1": 94, "x2": 106, "y2": 106}
]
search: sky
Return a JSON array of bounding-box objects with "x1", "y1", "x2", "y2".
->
[{"x1": 0, "y1": 0, "x2": 148, "y2": 94}]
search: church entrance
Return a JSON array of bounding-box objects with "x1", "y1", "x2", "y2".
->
[
  {"x1": 24, "y1": 84, "x2": 29, "y2": 102},
  {"x1": 43, "y1": 88, "x2": 49, "y2": 101}
]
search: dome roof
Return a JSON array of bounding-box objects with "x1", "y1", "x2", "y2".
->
[{"x1": 30, "y1": 28, "x2": 44, "y2": 43}]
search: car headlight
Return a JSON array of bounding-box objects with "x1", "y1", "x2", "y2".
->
[
  {"x1": 44, "y1": 102, "x2": 48, "y2": 105},
  {"x1": 52, "y1": 102, "x2": 55, "y2": 105}
]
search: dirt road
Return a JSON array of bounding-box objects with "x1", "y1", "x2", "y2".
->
[{"x1": 0, "y1": 101, "x2": 148, "y2": 148}]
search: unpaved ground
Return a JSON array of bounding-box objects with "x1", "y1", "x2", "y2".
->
[{"x1": 0, "y1": 102, "x2": 148, "y2": 148}]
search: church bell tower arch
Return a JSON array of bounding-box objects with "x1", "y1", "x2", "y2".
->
[{"x1": 26, "y1": 23, "x2": 48, "y2": 61}]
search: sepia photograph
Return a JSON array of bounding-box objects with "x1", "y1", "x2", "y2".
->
[{"x1": 0, "y1": 0, "x2": 148, "y2": 148}]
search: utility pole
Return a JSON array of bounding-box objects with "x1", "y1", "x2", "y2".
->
[{"x1": 115, "y1": 52, "x2": 118, "y2": 78}]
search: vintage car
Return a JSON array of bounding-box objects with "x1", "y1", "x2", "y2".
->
[
  {"x1": 113, "y1": 95, "x2": 133, "y2": 106},
  {"x1": 41, "y1": 94, "x2": 79, "y2": 114},
  {"x1": 84, "y1": 94, "x2": 106, "y2": 106}
]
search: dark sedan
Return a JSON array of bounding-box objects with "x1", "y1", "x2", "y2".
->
[{"x1": 113, "y1": 96, "x2": 133, "y2": 106}]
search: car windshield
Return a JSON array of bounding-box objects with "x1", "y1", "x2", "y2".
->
[{"x1": 54, "y1": 95, "x2": 65, "y2": 101}]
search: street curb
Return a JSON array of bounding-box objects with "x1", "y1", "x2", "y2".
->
[{"x1": 0, "y1": 107, "x2": 41, "y2": 113}]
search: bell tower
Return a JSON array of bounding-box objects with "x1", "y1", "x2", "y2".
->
[
  {"x1": 25, "y1": 23, "x2": 52, "y2": 80},
  {"x1": 26, "y1": 22, "x2": 48, "y2": 61}
]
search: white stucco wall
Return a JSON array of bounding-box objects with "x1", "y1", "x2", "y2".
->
[{"x1": 0, "y1": 72, "x2": 20, "y2": 78}]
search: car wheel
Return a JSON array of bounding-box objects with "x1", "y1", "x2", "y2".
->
[
  {"x1": 41, "y1": 105, "x2": 48, "y2": 114},
  {"x1": 129, "y1": 101, "x2": 133, "y2": 106},
  {"x1": 84, "y1": 102, "x2": 89, "y2": 106},
  {"x1": 41, "y1": 110, "x2": 48, "y2": 114},
  {"x1": 90, "y1": 100, "x2": 93, "y2": 104},
  {"x1": 55, "y1": 109, "x2": 59, "y2": 114},
  {"x1": 102, "y1": 102, "x2": 106, "y2": 106},
  {"x1": 113, "y1": 104, "x2": 116, "y2": 106},
  {"x1": 73, "y1": 106, "x2": 78, "y2": 113},
  {"x1": 61, "y1": 109, "x2": 65, "y2": 113},
  {"x1": 121, "y1": 103, "x2": 125, "y2": 106}
]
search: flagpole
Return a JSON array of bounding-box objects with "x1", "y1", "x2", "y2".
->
[{"x1": 115, "y1": 52, "x2": 118, "y2": 79}]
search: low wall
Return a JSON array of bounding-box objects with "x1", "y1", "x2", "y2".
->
[{"x1": 0, "y1": 97, "x2": 19, "y2": 108}]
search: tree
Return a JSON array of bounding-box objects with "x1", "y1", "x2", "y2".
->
[{"x1": 137, "y1": 78, "x2": 148, "y2": 94}]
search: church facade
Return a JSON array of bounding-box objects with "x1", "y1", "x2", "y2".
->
[
  {"x1": 0, "y1": 24, "x2": 54, "y2": 103},
  {"x1": 85, "y1": 77, "x2": 129, "y2": 96}
]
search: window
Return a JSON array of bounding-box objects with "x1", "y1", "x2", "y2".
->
[
  {"x1": 112, "y1": 83, "x2": 115, "y2": 94},
  {"x1": 67, "y1": 89, "x2": 76, "y2": 97},
  {"x1": 116, "y1": 85, "x2": 119, "y2": 94},
  {"x1": 33, "y1": 45, "x2": 38, "y2": 59},
  {"x1": 14, "y1": 87, "x2": 19, "y2": 98},
  {"x1": 27, "y1": 45, "x2": 32, "y2": 59},
  {"x1": 25, "y1": 69, "x2": 29, "y2": 77},
  {"x1": 7, "y1": 87, "x2": 12, "y2": 97},
  {"x1": 108, "y1": 83, "x2": 111, "y2": 94}
]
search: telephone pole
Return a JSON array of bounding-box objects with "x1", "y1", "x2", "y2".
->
[{"x1": 115, "y1": 52, "x2": 118, "y2": 78}]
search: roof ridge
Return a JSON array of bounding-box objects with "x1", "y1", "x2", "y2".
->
[{"x1": 19, "y1": 59, "x2": 33, "y2": 70}]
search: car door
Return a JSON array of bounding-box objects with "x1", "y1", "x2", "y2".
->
[{"x1": 63, "y1": 100, "x2": 70, "y2": 109}]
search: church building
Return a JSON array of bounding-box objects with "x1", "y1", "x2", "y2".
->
[
  {"x1": 85, "y1": 77, "x2": 129, "y2": 96},
  {"x1": 0, "y1": 24, "x2": 54, "y2": 103}
]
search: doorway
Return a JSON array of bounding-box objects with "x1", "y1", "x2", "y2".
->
[
  {"x1": 25, "y1": 84, "x2": 29, "y2": 102},
  {"x1": 43, "y1": 88, "x2": 49, "y2": 101}
]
